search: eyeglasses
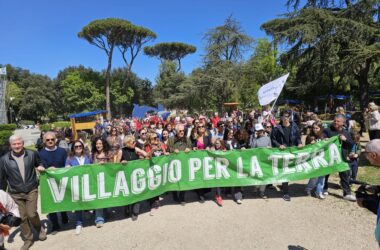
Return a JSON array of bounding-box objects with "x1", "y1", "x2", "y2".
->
[
  {"x1": 45, "y1": 138, "x2": 55, "y2": 142},
  {"x1": 178, "y1": 130, "x2": 184, "y2": 132},
  {"x1": 152, "y1": 137, "x2": 158, "y2": 140},
  {"x1": 266, "y1": 126, "x2": 272, "y2": 128},
  {"x1": 74, "y1": 145, "x2": 83, "y2": 149},
  {"x1": 198, "y1": 126, "x2": 205, "y2": 128}
]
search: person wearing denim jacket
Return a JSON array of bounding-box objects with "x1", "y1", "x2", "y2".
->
[{"x1": 65, "y1": 140, "x2": 92, "y2": 235}]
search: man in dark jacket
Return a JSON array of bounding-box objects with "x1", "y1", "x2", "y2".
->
[
  {"x1": 167, "y1": 124, "x2": 192, "y2": 204},
  {"x1": 323, "y1": 114, "x2": 356, "y2": 201},
  {"x1": 0, "y1": 135, "x2": 46, "y2": 250},
  {"x1": 271, "y1": 111, "x2": 303, "y2": 201}
]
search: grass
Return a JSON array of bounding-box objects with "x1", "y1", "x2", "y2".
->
[
  {"x1": 357, "y1": 166, "x2": 380, "y2": 184},
  {"x1": 24, "y1": 145, "x2": 37, "y2": 151}
]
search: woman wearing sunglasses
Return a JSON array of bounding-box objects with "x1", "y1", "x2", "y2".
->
[
  {"x1": 191, "y1": 123, "x2": 212, "y2": 203},
  {"x1": 120, "y1": 135, "x2": 148, "y2": 220},
  {"x1": 144, "y1": 132, "x2": 169, "y2": 215},
  {"x1": 65, "y1": 140, "x2": 92, "y2": 235},
  {"x1": 106, "y1": 126, "x2": 123, "y2": 162},
  {"x1": 90, "y1": 137, "x2": 114, "y2": 228}
]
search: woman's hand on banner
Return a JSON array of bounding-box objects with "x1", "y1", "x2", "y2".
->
[{"x1": 279, "y1": 145, "x2": 286, "y2": 149}]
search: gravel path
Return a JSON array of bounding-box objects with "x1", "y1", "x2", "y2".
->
[{"x1": 4, "y1": 177, "x2": 378, "y2": 250}]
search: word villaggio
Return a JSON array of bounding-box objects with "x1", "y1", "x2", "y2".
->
[{"x1": 47, "y1": 143, "x2": 342, "y2": 203}]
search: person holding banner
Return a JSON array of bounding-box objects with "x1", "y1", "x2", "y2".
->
[
  {"x1": 145, "y1": 132, "x2": 168, "y2": 215},
  {"x1": 38, "y1": 132, "x2": 68, "y2": 234},
  {"x1": 270, "y1": 111, "x2": 303, "y2": 201},
  {"x1": 192, "y1": 123, "x2": 212, "y2": 203},
  {"x1": 0, "y1": 135, "x2": 46, "y2": 250},
  {"x1": 65, "y1": 140, "x2": 92, "y2": 235},
  {"x1": 167, "y1": 124, "x2": 192, "y2": 205},
  {"x1": 120, "y1": 135, "x2": 148, "y2": 220},
  {"x1": 305, "y1": 121, "x2": 327, "y2": 199},
  {"x1": 323, "y1": 114, "x2": 356, "y2": 201},
  {"x1": 91, "y1": 137, "x2": 114, "y2": 227}
]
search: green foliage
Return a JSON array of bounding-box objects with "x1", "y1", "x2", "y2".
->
[
  {"x1": 52, "y1": 121, "x2": 71, "y2": 128},
  {"x1": 40, "y1": 124, "x2": 51, "y2": 132},
  {"x1": 0, "y1": 131, "x2": 13, "y2": 146},
  {"x1": 0, "y1": 124, "x2": 17, "y2": 131},
  {"x1": 262, "y1": 1, "x2": 380, "y2": 109},
  {"x1": 60, "y1": 71, "x2": 104, "y2": 113},
  {"x1": 144, "y1": 42, "x2": 196, "y2": 71},
  {"x1": 203, "y1": 15, "x2": 253, "y2": 63},
  {"x1": 18, "y1": 120, "x2": 35, "y2": 126}
]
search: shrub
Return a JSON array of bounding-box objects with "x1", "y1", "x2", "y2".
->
[
  {"x1": 40, "y1": 124, "x2": 52, "y2": 132},
  {"x1": 0, "y1": 124, "x2": 17, "y2": 131},
  {"x1": 0, "y1": 131, "x2": 13, "y2": 146},
  {"x1": 52, "y1": 121, "x2": 71, "y2": 128}
]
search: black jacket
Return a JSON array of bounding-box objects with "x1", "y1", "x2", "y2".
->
[
  {"x1": 271, "y1": 122, "x2": 302, "y2": 148},
  {"x1": 323, "y1": 124, "x2": 354, "y2": 162},
  {"x1": 0, "y1": 149, "x2": 42, "y2": 193}
]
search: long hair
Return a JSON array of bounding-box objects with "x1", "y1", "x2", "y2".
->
[
  {"x1": 91, "y1": 137, "x2": 110, "y2": 160},
  {"x1": 69, "y1": 140, "x2": 85, "y2": 158}
]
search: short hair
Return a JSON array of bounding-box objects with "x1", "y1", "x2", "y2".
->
[
  {"x1": 9, "y1": 135, "x2": 24, "y2": 144},
  {"x1": 334, "y1": 114, "x2": 346, "y2": 121},
  {"x1": 175, "y1": 124, "x2": 184, "y2": 132},
  {"x1": 43, "y1": 131, "x2": 56, "y2": 142},
  {"x1": 124, "y1": 135, "x2": 135, "y2": 147},
  {"x1": 365, "y1": 139, "x2": 380, "y2": 154}
]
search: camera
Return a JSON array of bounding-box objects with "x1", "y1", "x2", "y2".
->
[{"x1": 0, "y1": 212, "x2": 21, "y2": 227}]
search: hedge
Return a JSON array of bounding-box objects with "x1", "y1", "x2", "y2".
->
[
  {"x1": 0, "y1": 131, "x2": 13, "y2": 146},
  {"x1": 0, "y1": 124, "x2": 17, "y2": 131}
]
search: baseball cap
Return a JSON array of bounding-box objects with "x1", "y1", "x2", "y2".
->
[{"x1": 255, "y1": 123, "x2": 264, "y2": 131}]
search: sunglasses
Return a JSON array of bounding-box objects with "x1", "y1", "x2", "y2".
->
[
  {"x1": 152, "y1": 137, "x2": 158, "y2": 140},
  {"x1": 141, "y1": 132, "x2": 146, "y2": 135},
  {"x1": 266, "y1": 126, "x2": 272, "y2": 128},
  {"x1": 178, "y1": 130, "x2": 185, "y2": 132},
  {"x1": 45, "y1": 138, "x2": 55, "y2": 142},
  {"x1": 198, "y1": 126, "x2": 205, "y2": 128},
  {"x1": 74, "y1": 145, "x2": 83, "y2": 149}
]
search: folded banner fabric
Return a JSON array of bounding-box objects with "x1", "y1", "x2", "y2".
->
[
  {"x1": 40, "y1": 136, "x2": 348, "y2": 213},
  {"x1": 257, "y1": 73, "x2": 289, "y2": 106}
]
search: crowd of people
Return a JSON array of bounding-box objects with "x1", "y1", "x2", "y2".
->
[{"x1": 0, "y1": 102, "x2": 380, "y2": 249}]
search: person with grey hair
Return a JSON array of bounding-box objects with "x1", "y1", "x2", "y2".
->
[
  {"x1": 167, "y1": 124, "x2": 192, "y2": 204},
  {"x1": 0, "y1": 135, "x2": 46, "y2": 250},
  {"x1": 357, "y1": 139, "x2": 380, "y2": 246},
  {"x1": 38, "y1": 131, "x2": 68, "y2": 234},
  {"x1": 367, "y1": 102, "x2": 380, "y2": 140},
  {"x1": 323, "y1": 114, "x2": 356, "y2": 201}
]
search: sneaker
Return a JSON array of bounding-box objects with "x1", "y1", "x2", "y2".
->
[
  {"x1": 39, "y1": 227, "x2": 47, "y2": 241},
  {"x1": 259, "y1": 193, "x2": 268, "y2": 199},
  {"x1": 21, "y1": 241, "x2": 34, "y2": 250},
  {"x1": 236, "y1": 199, "x2": 242, "y2": 205},
  {"x1": 51, "y1": 230, "x2": 59, "y2": 235},
  {"x1": 215, "y1": 195, "x2": 223, "y2": 207},
  {"x1": 75, "y1": 225, "x2": 82, "y2": 235},
  {"x1": 315, "y1": 192, "x2": 325, "y2": 199},
  {"x1": 343, "y1": 194, "x2": 356, "y2": 202},
  {"x1": 131, "y1": 214, "x2": 138, "y2": 221},
  {"x1": 323, "y1": 191, "x2": 329, "y2": 196},
  {"x1": 96, "y1": 221, "x2": 104, "y2": 228},
  {"x1": 283, "y1": 194, "x2": 291, "y2": 201},
  {"x1": 199, "y1": 195, "x2": 205, "y2": 203}
]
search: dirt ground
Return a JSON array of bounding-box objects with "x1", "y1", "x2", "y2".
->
[{"x1": 3, "y1": 175, "x2": 378, "y2": 250}]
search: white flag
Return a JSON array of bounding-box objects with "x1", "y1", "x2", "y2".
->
[
  {"x1": 0, "y1": 67, "x2": 6, "y2": 75},
  {"x1": 257, "y1": 73, "x2": 289, "y2": 106}
]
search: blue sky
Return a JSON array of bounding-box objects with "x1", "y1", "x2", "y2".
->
[{"x1": 0, "y1": 0, "x2": 288, "y2": 83}]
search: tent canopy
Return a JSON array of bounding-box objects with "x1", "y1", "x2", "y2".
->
[
  {"x1": 68, "y1": 110, "x2": 107, "y2": 119},
  {"x1": 132, "y1": 104, "x2": 165, "y2": 119}
]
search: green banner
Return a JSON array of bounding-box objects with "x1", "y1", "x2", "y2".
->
[{"x1": 40, "y1": 136, "x2": 348, "y2": 213}]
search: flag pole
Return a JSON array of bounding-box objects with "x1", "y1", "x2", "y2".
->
[{"x1": 270, "y1": 93, "x2": 281, "y2": 112}]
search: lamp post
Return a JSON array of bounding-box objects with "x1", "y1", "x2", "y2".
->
[{"x1": 9, "y1": 97, "x2": 14, "y2": 124}]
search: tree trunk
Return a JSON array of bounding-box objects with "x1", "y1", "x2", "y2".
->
[
  {"x1": 356, "y1": 61, "x2": 370, "y2": 111},
  {"x1": 105, "y1": 46, "x2": 114, "y2": 120}
]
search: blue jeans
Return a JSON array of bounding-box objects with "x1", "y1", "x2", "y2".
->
[
  {"x1": 95, "y1": 209, "x2": 104, "y2": 224},
  {"x1": 306, "y1": 176, "x2": 325, "y2": 194},
  {"x1": 75, "y1": 211, "x2": 83, "y2": 226}
]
